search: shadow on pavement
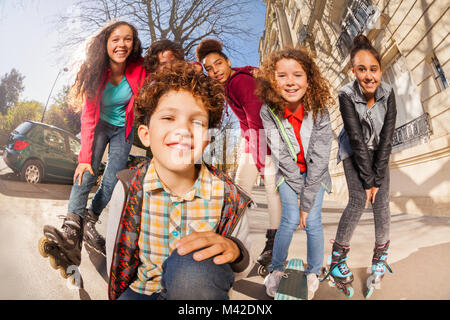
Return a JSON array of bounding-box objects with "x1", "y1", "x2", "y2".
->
[
  {"x1": 0, "y1": 171, "x2": 98, "y2": 200},
  {"x1": 73, "y1": 276, "x2": 93, "y2": 300},
  {"x1": 315, "y1": 242, "x2": 450, "y2": 299},
  {"x1": 233, "y1": 264, "x2": 272, "y2": 300},
  {"x1": 84, "y1": 244, "x2": 108, "y2": 283},
  {"x1": 79, "y1": 288, "x2": 92, "y2": 300}
]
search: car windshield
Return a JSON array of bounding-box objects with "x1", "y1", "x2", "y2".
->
[{"x1": 13, "y1": 122, "x2": 33, "y2": 135}]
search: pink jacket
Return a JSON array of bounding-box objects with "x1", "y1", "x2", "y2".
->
[
  {"x1": 78, "y1": 58, "x2": 146, "y2": 164},
  {"x1": 225, "y1": 66, "x2": 269, "y2": 173}
]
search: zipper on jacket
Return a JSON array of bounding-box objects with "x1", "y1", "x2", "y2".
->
[
  {"x1": 275, "y1": 177, "x2": 285, "y2": 191},
  {"x1": 321, "y1": 181, "x2": 331, "y2": 194}
]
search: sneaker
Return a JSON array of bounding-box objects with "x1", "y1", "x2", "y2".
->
[
  {"x1": 306, "y1": 273, "x2": 320, "y2": 300},
  {"x1": 264, "y1": 270, "x2": 286, "y2": 298}
]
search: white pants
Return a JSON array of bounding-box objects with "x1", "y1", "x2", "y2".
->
[{"x1": 234, "y1": 140, "x2": 281, "y2": 229}]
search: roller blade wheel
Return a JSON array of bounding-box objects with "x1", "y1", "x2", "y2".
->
[
  {"x1": 365, "y1": 286, "x2": 375, "y2": 299},
  {"x1": 334, "y1": 281, "x2": 354, "y2": 298},
  {"x1": 38, "y1": 236, "x2": 79, "y2": 283},
  {"x1": 258, "y1": 263, "x2": 269, "y2": 277},
  {"x1": 364, "y1": 273, "x2": 380, "y2": 299},
  {"x1": 326, "y1": 273, "x2": 354, "y2": 299},
  {"x1": 332, "y1": 282, "x2": 355, "y2": 299},
  {"x1": 341, "y1": 285, "x2": 354, "y2": 298}
]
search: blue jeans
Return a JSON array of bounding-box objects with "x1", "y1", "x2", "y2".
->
[
  {"x1": 269, "y1": 177, "x2": 325, "y2": 275},
  {"x1": 68, "y1": 119, "x2": 133, "y2": 218},
  {"x1": 119, "y1": 250, "x2": 235, "y2": 300}
]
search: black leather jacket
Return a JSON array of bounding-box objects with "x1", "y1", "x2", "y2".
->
[{"x1": 338, "y1": 80, "x2": 397, "y2": 189}]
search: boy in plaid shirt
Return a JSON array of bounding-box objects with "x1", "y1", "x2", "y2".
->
[{"x1": 106, "y1": 61, "x2": 253, "y2": 300}]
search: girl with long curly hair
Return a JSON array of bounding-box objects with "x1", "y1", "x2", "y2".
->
[
  {"x1": 195, "y1": 39, "x2": 282, "y2": 272},
  {"x1": 39, "y1": 21, "x2": 146, "y2": 277},
  {"x1": 255, "y1": 47, "x2": 334, "y2": 299}
]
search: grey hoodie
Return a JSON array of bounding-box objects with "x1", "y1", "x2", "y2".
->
[{"x1": 260, "y1": 104, "x2": 332, "y2": 213}]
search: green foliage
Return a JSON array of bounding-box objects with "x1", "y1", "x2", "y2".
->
[
  {"x1": 0, "y1": 100, "x2": 42, "y2": 132},
  {"x1": 43, "y1": 85, "x2": 81, "y2": 135},
  {"x1": 0, "y1": 69, "x2": 25, "y2": 115}
]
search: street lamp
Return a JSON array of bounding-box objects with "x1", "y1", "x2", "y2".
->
[{"x1": 41, "y1": 67, "x2": 69, "y2": 123}]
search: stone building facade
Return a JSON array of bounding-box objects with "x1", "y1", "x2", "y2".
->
[{"x1": 259, "y1": 0, "x2": 449, "y2": 217}]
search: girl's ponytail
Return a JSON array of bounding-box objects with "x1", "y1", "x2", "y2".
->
[{"x1": 350, "y1": 34, "x2": 381, "y2": 66}]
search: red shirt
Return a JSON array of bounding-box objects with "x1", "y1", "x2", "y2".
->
[{"x1": 284, "y1": 105, "x2": 306, "y2": 173}]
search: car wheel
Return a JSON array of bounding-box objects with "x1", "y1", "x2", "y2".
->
[{"x1": 21, "y1": 160, "x2": 44, "y2": 184}]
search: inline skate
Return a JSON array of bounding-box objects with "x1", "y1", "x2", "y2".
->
[
  {"x1": 83, "y1": 209, "x2": 106, "y2": 255},
  {"x1": 364, "y1": 240, "x2": 393, "y2": 299},
  {"x1": 257, "y1": 229, "x2": 276, "y2": 277},
  {"x1": 38, "y1": 212, "x2": 83, "y2": 282},
  {"x1": 322, "y1": 241, "x2": 354, "y2": 298}
]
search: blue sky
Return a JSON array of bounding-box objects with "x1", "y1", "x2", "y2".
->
[{"x1": 0, "y1": 0, "x2": 266, "y2": 105}]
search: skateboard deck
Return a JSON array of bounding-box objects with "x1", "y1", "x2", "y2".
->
[{"x1": 275, "y1": 258, "x2": 307, "y2": 300}]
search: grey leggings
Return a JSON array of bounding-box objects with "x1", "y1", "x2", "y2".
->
[{"x1": 335, "y1": 156, "x2": 391, "y2": 246}]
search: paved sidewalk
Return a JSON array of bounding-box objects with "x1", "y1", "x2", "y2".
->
[
  {"x1": 231, "y1": 187, "x2": 450, "y2": 300},
  {"x1": 1, "y1": 159, "x2": 449, "y2": 300}
]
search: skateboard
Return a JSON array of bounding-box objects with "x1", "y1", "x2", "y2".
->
[{"x1": 274, "y1": 258, "x2": 308, "y2": 300}]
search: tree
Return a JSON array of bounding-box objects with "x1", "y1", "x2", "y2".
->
[
  {"x1": 43, "y1": 86, "x2": 81, "y2": 135},
  {"x1": 45, "y1": 106, "x2": 67, "y2": 131},
  {"x1": 55, "y1": 0, "x2": 257, "y2": 59},
  {"x1": 0, "y1": 69, "x2": 25, "y2": 115},
  {"x1": 204, "y1": 106, "x2": 240, "y2": 175},
  {"x1": 0, "y1": 100, "x2": 42, "y2": 132},
  {"x1": 53, "y1": 86, "x2": 81, "y2": 135}
]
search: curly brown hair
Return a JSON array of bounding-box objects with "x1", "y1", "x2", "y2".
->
[
  {"x1": 70, "y1": 21, "x2": 142, "y2": 110},
  {"x1": 135, "y1": 61, "x2": 225, "y2": 128},
  {"x1": 255, "y1": 48, "x2": 335, "y2": 120},
  {"x1": 144, "y1": 39, "x2": 185, "y2": 73}
]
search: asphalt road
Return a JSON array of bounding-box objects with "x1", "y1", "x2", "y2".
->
[{"x1": 1, "y1": 156, "x2": 450, "y2": 300}]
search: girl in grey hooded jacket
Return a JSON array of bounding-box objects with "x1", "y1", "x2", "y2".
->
[{"x1": 255, "y1": 48, "x2": 334, "y2": 299}]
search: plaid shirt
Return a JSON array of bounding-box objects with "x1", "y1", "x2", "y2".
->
[{"x1": 130, "y1": 160, "x2": 225, "y2": 295}]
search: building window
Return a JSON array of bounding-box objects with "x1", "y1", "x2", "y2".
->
[
  {"x1": 298, "y1": 25, "x2": 308, "y2": 45},
  {"x1": 336, "y1": 1, "x2": 378, "y2": 60},
  {"x1": 430, "y1": 54, "x2": 449, "y2": 91},
  {"x1": 383, "y1": 53, "x2": 432, "y2": 153}
]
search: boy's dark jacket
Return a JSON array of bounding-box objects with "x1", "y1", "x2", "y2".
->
[{"x1": 107, "y1": 160, "x2": 253, "y2": 300}]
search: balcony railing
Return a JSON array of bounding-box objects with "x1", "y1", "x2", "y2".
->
[{"x1": 392, "y1": 113, "x2": 433, "y2": 153}]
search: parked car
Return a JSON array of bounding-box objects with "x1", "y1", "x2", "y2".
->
[
  {"x1": 3, "y1": 121, "x2": 149, "y2": 184},
  {"x1": 3, "y1": 121, "x2": 82, "y2": 184}
]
